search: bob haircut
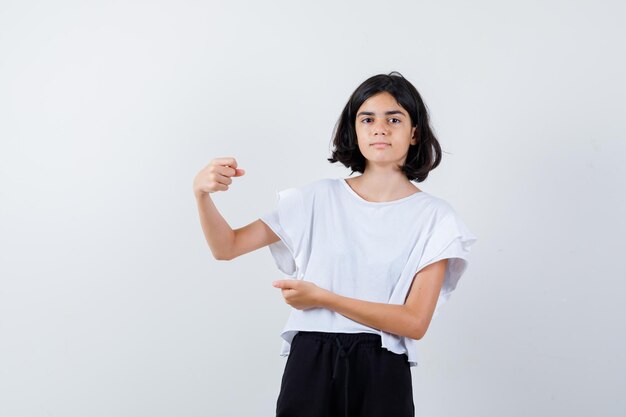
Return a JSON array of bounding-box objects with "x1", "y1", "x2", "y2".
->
[{"x1": 327, "y1": 71, "x2": 442, "y2": 182}]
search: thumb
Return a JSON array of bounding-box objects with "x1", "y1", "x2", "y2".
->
[
  {"x1": 234, "y1": 168, "x2": 245, "y2": 176},
  {"x1": 272, "y1": 280, "x2": 290, "y2": 288}
]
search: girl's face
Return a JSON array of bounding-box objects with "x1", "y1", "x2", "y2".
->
[{"x1": 354, "y1": 91, "x2": 417, "y2": 170}]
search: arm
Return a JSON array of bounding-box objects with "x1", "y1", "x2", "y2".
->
[
  {"x1": 194, "y1": 192, "x2": 235, "y2": 260},
  {"x1": 318, "y1": 258, "x2": 449, "y2": 340},
  {"x1": 193, "y1": 157, "x2": 279, "y2": 260},
  {"x1": 320, "y1": 294, "x2": 419, "y2": 340},
  {"x1": 195, "y1": 192, "x2": 280, "y2": 261}
]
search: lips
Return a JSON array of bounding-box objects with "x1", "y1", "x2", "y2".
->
[{"x1": 370, "y1": 142, "x2": 390, "y2": 146}]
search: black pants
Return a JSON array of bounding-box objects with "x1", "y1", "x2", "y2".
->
[{"x1": 276, "y1": 331, "x2": 415, "y2": 417}]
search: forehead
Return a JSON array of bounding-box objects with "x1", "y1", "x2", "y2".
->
[{"x1": 356, "y1": 92, "x2": 406, "y2": 114}]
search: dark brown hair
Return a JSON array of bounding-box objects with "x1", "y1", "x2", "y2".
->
[{"x1": 327, "y1": 71, "x2": 442, "y2": 182}]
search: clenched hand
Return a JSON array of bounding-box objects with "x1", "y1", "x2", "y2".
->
[{"x1": 272, "y1": 279, "x2": 329, "y2": 311}]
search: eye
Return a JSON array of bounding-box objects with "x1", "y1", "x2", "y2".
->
[{"x1": 360, "y1": 117, "x2": 401, "y2": 124}]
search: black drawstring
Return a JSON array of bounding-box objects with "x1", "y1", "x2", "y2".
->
[{"x1": 332, "y1": 336, "x2": 361, "y2": 417}]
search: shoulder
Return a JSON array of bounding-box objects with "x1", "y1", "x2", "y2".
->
[
  {"x1": 419, "y1": 193, "x2": 476, "y2": 242},
  {"x1": 275, "y1": 178, "x2": 336, "y2": 208},
  {"x1": 418, "y1": 192, "x2": 459, "y2": 224}
]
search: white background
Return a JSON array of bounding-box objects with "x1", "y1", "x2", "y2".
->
[{"x1": 1, "y1": 0, "x2": 624, "y2": 416}]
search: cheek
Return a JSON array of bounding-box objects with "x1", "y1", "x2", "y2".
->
[{"x1": 354, "y1": 130, "x2": 367, "y2": 147}]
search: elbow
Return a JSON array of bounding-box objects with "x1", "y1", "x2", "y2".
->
[
  {"x1": 403, "y1": 307, "x2": 434, "y2": 340},
  {"x1": 213, "y1": 251, "x2": 234, "y2": 261},
  {"x1": 410, "y1": 328, "x2": 425, "y2": 341},
  {"x1": 415, "y1": 321, "x2": 434, "y2": 340},
  {"x1": 213, "y1": 238, "x2": 237, "y2": 261},
  {"x1": 409, "y1": 319, "x2": 428, "y2": 341}
]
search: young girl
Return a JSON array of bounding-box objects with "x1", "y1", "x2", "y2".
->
[{"x1": 193, "y1": 71, "x2": 478, "y2": 417}]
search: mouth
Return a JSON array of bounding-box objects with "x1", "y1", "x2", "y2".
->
[{"x1": 370, "y1": 142, "x2": 390, "y2": 148}]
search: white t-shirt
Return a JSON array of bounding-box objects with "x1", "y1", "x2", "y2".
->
[{"x1": 259, "y1": 177, "x2": 478, "y2": 367}]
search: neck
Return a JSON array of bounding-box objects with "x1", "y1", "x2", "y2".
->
[{"x1": 348, "y1": 168, "x2": 418, "y2": 201}]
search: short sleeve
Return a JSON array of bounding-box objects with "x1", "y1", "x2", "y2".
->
[
  {"x1": 380, "y1": 208, "x2": 478, "y2": 363},
  {"x1": 259, "y1": 187, "x2": 309, "y2": 279},
  {"x1": 417, "y1": 211, "x2": 478, "y2": 317}
]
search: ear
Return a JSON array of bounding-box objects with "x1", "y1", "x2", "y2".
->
[{"x1": 411, "y1": 127, "x2": 418, "y2": 145}]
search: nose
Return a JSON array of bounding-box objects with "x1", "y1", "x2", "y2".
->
[{"x1": 372, "y1": 120, "x2": 388, "y2": 135}]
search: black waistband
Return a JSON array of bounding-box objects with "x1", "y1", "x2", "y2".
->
[{"x1": 295, "y1": 331, "x2": 381, "y2": 347}]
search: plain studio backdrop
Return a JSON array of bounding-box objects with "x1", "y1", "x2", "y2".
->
[{"x1": 1, "y1": 0, "x2": 624, "y2": 416}]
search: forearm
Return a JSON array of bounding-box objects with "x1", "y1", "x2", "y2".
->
[
  {"x1": 318, "y1": 291, "x2": 421, "y2": 340},
  {"x1": 194, "y1": 191, "x2": 235, "y2": 260}
]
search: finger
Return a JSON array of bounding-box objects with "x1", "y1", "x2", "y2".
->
[
  {"x1": 214, "y1": 157, "x2": 238, "y2": 168},
  {"x1": 215, "y1": 165, "x2": 237, "y2": 178},
  {"x1": 213, "y1": 172, "x2": 233, "y2": 186}
]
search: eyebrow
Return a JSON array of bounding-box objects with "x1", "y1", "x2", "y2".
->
[{"x1": 356, "y1": 110, "x2": 407, "y2": 117}]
